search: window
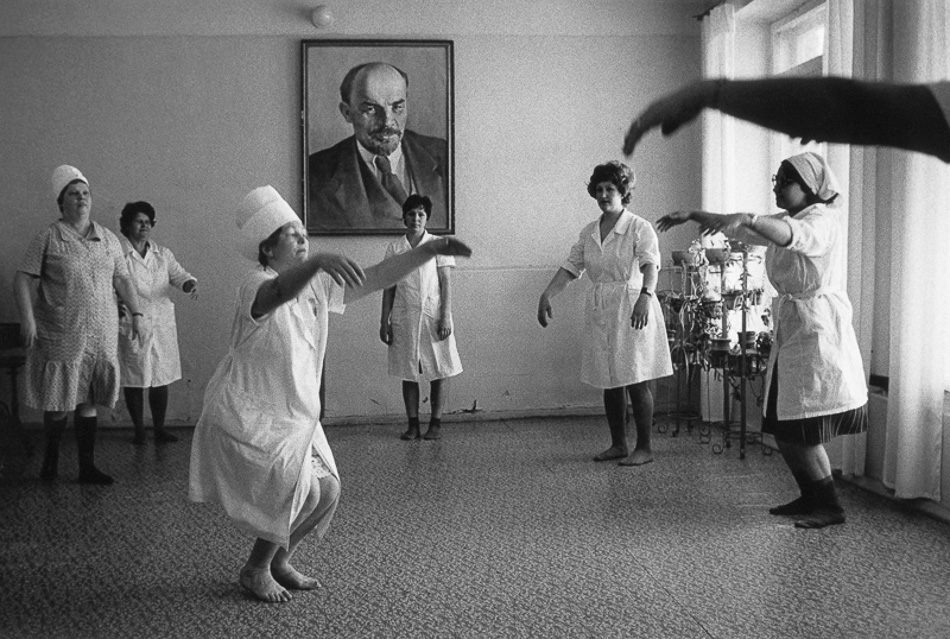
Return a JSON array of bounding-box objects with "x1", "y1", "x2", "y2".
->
[
  {"x1": 770, "y1": 1, "x2": 827, "y2": 177},
  {"x1": 771, "y1": 2, "x2": 825, "y2": 74}
]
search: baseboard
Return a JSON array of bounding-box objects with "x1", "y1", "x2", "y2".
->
[{"x1": 841, "y1": 474, "x2": 950, "y2": 526}]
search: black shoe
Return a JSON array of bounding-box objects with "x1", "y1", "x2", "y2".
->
[
  {"x1": 794, "y1": 509, "x2": 845, "y2": 529},
  {"x1": 769, "y1": 496, "x2": 812, "y2": 516},
  {"x1": 40, "y1": 460, "x2": 58, "y2": 481},
  {"x1": 400, "y1": 426, "x2": 420, "y2": 440},
  {"x1": 154, "y1": 430, "x2": 178, "y2": 444},
  {"x1": 78, "y1": 467, "x2": 115, "y2": 485}
]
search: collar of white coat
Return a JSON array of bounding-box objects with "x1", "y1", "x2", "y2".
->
[
  {"x1": 591, "y1": 208, "x2": 635, "y2": 242},
  {"x1": 400, "y1": 230, "x2": 431, "y2": 249},
  {"x1": 119, "y1": 234, "x2": 153, "y2": 256}
]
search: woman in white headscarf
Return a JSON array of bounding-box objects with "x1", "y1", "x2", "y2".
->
[
  {"x1": 14, "y1": 165, "x2": 143, "y2": 485},
  {"x1": 189, "y1": 186, "x2": 470, "y2": 603},
  {"x1": 657, "y1": 152, "x2": 868, "y2": 529}
]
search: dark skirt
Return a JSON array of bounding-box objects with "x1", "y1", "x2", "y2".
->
[{"x1": 762, "y1": 367, "x2": 868, "y2": 446}]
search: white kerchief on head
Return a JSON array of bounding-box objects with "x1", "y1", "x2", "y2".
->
[
  {"x1": 785, "y1": 152, "x2": 840, "y2": 206},
  {"x1": 235, "y1": 185, "x2": 301, "y2": 261},
  {"x1": 52, "y1": 165, "x2": 88, "y2": 198}
]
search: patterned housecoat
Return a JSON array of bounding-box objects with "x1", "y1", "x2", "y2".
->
[{"x1": 18, "y1": 220, "x2": 128, "y2": 411}]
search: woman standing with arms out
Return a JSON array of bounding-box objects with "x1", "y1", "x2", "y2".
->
[
  {"x1": 117, "y1": 201, "x2": 198, "y2": 445},
  {"x1": 380, "y1": 194, "x2": 462, "y2": 441},
  {"x1": 538, "y1": 161, "x2": 673, "y2": 466},
  {"x1": 14, "y1": 165, "x2": 143, "y2": 484},
  {"x1": 657, "y1": 152, "x2": 868, "y2": 529},
  {"x1": 189, "y1": 186, "x2": 471, "y2": 603}
]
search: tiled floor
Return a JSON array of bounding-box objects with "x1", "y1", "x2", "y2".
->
[{"x1": 1, "y1": 415, "x2": 949, "y2": 639}]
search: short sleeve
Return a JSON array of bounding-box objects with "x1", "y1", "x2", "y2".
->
[
  {"x1": 423, "y1": 234, "x2": 455, "y2": 268},
  {"x1": 562, "y1": 225, "x2": 590, "y2": 277},
  {"x1": 315, "y1": 271, "x2": 346, "y2": 315},
  {"x1": 237, "y1": 269, "x2": 272, "y2": 322},
  {"x1": 634, "y1": 219, "x2": 662, "y2": 267},
  {"x1": 18, "y1": 229, "x2": 49, "y2": 277},
  {"x1": 435, "y1": 253, "x2": 455, "y2": 268},
  {"x1": 785, "y1": 206, "x2": 838, "y2": 258},
  {"x1": 162, "y1": 246, "x2": 195, "y2": 288}
]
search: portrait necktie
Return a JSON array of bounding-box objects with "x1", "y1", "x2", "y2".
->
[{"x1": 375, "y1": 155, "x2": 409, "y2": 206}]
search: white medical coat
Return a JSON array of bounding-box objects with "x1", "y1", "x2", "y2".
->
[
  {"x1": 188, "y1": 267, "x2": 342, "y2": 548},
  {"x1": 563, "y1": 209, "x2": 673, "y2": 389},
  {"x1": 118, "y1": 237, "x2": 194, "y2": 387},
  {"x1": 385, "y1": 232, "x2": 462, "y2": 381},
  {"x1": 732, "y1": 204, "x2": 867, "y2": 420}
]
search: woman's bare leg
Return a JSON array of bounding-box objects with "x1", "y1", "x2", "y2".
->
[
  {"x1": 423, "y1": 378, "x2": 446, "y2": 440},
  {"x1": 594, "y1": 387, "x2": 629, "y2": 461},
  {"x1": 619, "y1": 381, "x2": 655, "y2": 466},
  {"x1": 241, "y1": 539, "x2": 291, "y2": 603},
  {"x1": 400, "y1": 380, "x2": 421, "y2": 440},
  {"x1": 271, "y1": 474, "x2": 341, "y2": 590}
]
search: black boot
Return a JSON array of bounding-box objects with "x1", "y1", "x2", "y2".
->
[
  {"x1": 794, "y1": 476, "x2": 844, "y2": 528},
  {"x1": 400, "y1": 417, "x2": 421, "y2": 440},
  {"x1": 74, "y1": 414, "x2": 114, "y2": 485},
  {"x1": 423, "y1": 417, "x2": 442, "y2": 440},
  {"x1": 40, "y1": 414, "x2": 68, "y2": 481},
  {"x1": 150, "y1": 386, "x2": 176, "y2": 443}
]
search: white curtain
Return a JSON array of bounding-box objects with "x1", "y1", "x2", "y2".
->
[
  {"x1": 701, "y1": 3, "x2": 736, "y2": 213},
  {"x1": 823, "y1": 0, "x2": 867, "y2": 476},
  {"x1": 881, "y1": 0, "x2": 950, "y2": 500},
  {"x1": 843, "y1": 0, "x2": 889, "y2": 477}
]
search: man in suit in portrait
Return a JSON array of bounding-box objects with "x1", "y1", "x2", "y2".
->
[{"x1": 308, "y1": 62, "x2": 449, "y2": 232}]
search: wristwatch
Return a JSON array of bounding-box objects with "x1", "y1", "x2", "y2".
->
[{"x1": 640, "y1": 288, "x2": 653, "y2": 298}]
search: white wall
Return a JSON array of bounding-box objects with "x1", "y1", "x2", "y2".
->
[{"x1": 0, "y1": 0, "x2": 704, "y2": 425}]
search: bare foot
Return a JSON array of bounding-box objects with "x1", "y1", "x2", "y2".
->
[
  {"x1": 240, "y1": 567, "x2": 292, "y2": 603},
  {"x1": 272, "y1": 564, "x2": 321, "y2": 590},
  {"x1": 593, "y1": 446, "x2": 629, "y2": 462},
  {"x1": 618, "y1": 450, "x2": 654, "y2": 466}
]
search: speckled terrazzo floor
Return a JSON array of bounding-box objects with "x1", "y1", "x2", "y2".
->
[{"x1": 1, "y1": 415, "x2": 949, "y2": 639}]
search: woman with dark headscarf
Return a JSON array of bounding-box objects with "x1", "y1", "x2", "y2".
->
[
  {"x1": 538, "y1": 161, "x2": 673, "y2": 466},
  {"x1": 118, "y1": 201, "x2": 198, "y2": 445},
  {"x1": 657, "y1": 152, "x2": 868, "y2": 528},
  {"x1": 14, "y1": 165, "x2": 143, "y2": 484}
]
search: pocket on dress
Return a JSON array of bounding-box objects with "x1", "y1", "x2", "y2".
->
[{"x1": 210, "y1": 384, "x2": 276, "y2": 463}]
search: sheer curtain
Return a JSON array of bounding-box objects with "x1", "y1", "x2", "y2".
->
[
  {"x1": 823, "y1": 0, "x2": 866, "y2": 476},
  {"x1": 881, "y1": 0, "x2": 950, "y2": 500},
  {"x1": 701, "y1": 3, "x2": 736, "y2": 213},
  {"x1": 843, "y1": 0, "x2": 890, "y2": 477}
]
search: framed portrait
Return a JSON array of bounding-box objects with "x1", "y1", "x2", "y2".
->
[{"x1": 302, "y1": 39, "x2": 455, "y2": 235}]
